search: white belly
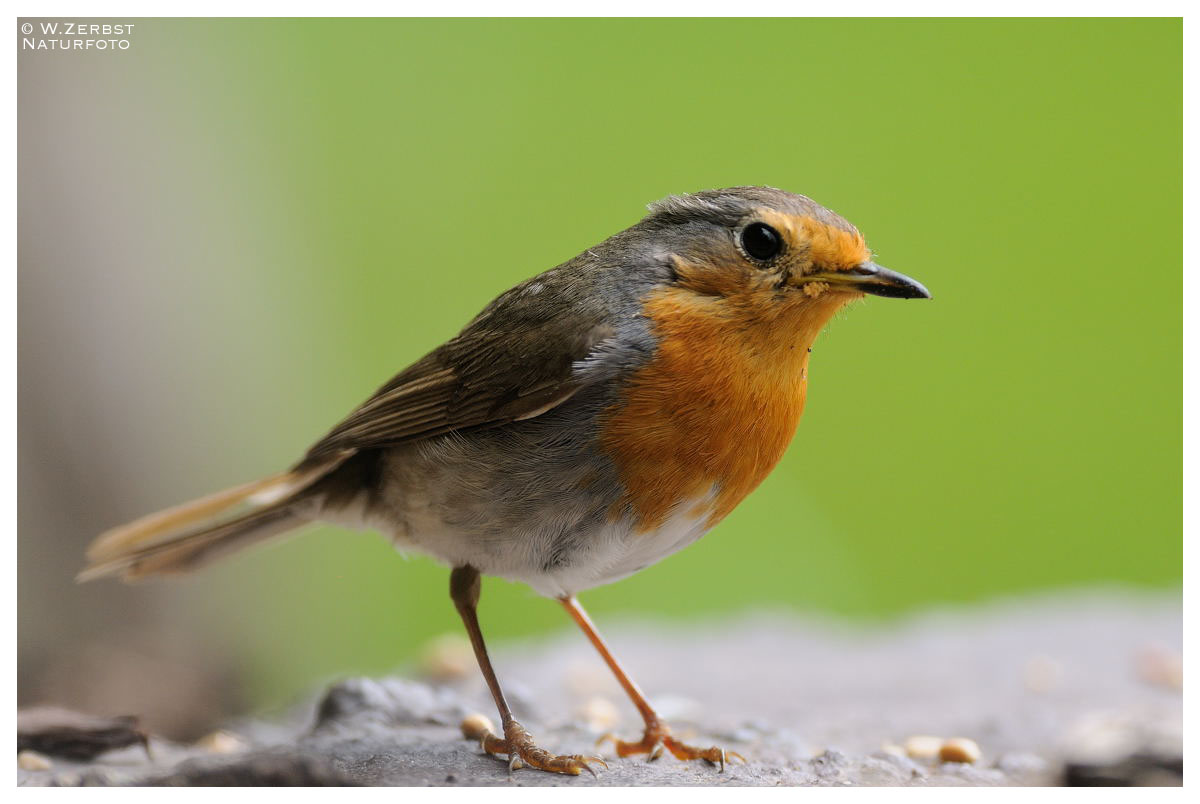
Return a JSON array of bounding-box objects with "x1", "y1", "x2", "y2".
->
[
  {"x1": 315, "y1": 487, "x2": 715, "y2": 599},
  {"x1": 518, "y1": 497, "x2": 715, "y2": 597}
]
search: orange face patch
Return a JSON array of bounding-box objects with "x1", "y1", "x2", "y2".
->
[
  {"x1": 755, "y1": 209, "x2": 872, "y2": 273},
  {"x1": 600, "y1": 280, "x2": 852, "y2": 533}
]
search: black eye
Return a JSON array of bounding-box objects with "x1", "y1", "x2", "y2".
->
[{"x1": 740, "y1": 222, "x2": 783, "y2": 261}]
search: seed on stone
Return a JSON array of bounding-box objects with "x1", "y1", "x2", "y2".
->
[
  {"x1": 420, "y1": 633, "x2": 475, "y2": 682},
  {"x1": 939, "y1": 737, "x2": 982, "y2": 764},
  {"x1": 18, "y1": 750, "x2": 53, "y2": 771},
  {"x1": 576, "y1": 696, "x2": 619, "y2": 732},
  {"x1": 196, "y1": 730, "x2": 246, "y2": 754},
  {"x1": 903, "y1": 735, "x2": 943, "y2": 760},
  {"x1": 1135, "y1": 644, "x2": 1182, "y2": 691},
  {"x1": 460, "y1": 713, "x2": 496, "y2": 740}
]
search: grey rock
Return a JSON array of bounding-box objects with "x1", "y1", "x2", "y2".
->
[
  {"x1": 313, "y1": 678, "x2": 470, "y2": 734},
  {"x1": 17, "y1": 590, "x2": 1181, "y2": 786}
]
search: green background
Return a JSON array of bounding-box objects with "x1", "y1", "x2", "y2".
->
[{"x1": 23, "y1": 19, "x2": 1181, "y2": 712}]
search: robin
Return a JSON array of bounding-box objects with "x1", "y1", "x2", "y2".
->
[{"x1": 80, "y1": 186, "x2": 930, "y2": 776}]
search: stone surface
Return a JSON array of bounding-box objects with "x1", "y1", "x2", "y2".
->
[{"x1": 17, "y1": 590, "x2": 1182, "y2": 786}]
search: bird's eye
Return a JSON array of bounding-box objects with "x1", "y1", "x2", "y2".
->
[{"x1": 740, "y1": 222, "x2": 783, "y2": 261}]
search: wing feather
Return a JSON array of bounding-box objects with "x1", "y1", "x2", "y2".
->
[{"x1": 299, "y1": 277, "x2": 616, "y2": 463}]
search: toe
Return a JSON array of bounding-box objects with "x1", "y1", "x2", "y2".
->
[
  {"x1": 661, "y1": 736, "x2": 746, "y2": 771},
  {"x1": 476, "y1": 721, "x2": 605, "y2": 777},
  {"x1": 537, "y1": 753, "x2": 604, "y2": 776}
]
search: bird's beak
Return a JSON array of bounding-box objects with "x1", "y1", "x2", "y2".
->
[{"x1": 805, "y1": 262, "x2": 931, "y2": 299}]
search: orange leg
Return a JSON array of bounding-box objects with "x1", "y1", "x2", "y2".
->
[
  {"x1": 559, "y1": 596, "x2": 746, "y2": 771},
  {"x1": 451, "y1": 567, "x2": 606, "y2": 776}
]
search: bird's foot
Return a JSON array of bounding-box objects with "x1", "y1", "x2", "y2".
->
[
  {"x1": 598, "y1": 722, "x2": 745, "y2": 772},
  {"x1": 477, "y1": 718, "x2": 607, "y2": 777}
]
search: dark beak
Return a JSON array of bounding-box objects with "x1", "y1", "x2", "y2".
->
[
  {"x1": 844, "y1": 262, "x2": 931, "y2": 299},
  {"x1": 807, "y1": 261, "x2": 931, "y2": 299}
]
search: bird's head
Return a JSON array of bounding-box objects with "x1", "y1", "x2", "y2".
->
[
  {"x1": 640, "y1": 186, "x2": 929, "y2": 308},
  {"x1": 597, "y1": 188, "x2": 931, "y2": 530}
]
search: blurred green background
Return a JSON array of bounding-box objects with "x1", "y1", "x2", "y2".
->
[{"x1": 19, "y1": 18, "x2": 1180, "y2": 727}]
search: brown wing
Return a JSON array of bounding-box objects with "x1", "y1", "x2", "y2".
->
[
  {"x1": 79, "y1": 272, "x2": 619, "y2": 582},
  {"x1": 299, "y1": 278, "x2": 615, "y2": 464}
]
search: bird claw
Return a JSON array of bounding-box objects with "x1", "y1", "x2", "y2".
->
[
  {"x1": 597, "y1": 723, "x2": 745, "y2": 772},
  {"x1": 477, "y1": 719, "x2": 604, "y2": 777},
  {"x1": 706, "y1": 747, "x2": 748, "y2": 772}
]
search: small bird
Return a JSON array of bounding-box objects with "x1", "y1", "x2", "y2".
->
[{"x1": 80, "y1": 187, "x2": 930, "y2": 776}]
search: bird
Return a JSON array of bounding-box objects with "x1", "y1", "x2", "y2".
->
[{"x1": 79, "y1": 186, "x2": 930, "y2": 777}]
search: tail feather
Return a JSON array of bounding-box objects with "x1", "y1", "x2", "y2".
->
[
  {"x1": 78, "y1": 506, "x2": 305, "y2": 581},
  {"x1": 78, "y1": 452, "x2": 351, "y2": 582}
]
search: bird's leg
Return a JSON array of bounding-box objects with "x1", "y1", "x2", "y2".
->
[
  {"x1": 559, "y1": 595, "x2": 745, "y2": 772},
  {"x1": 450, "y1": 566, "x2": 606, "y2": 777}
]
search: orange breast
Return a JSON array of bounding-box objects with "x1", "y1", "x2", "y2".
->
[{"x1": 601, "y1": 284, "x2": 848, "y2": 532}]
